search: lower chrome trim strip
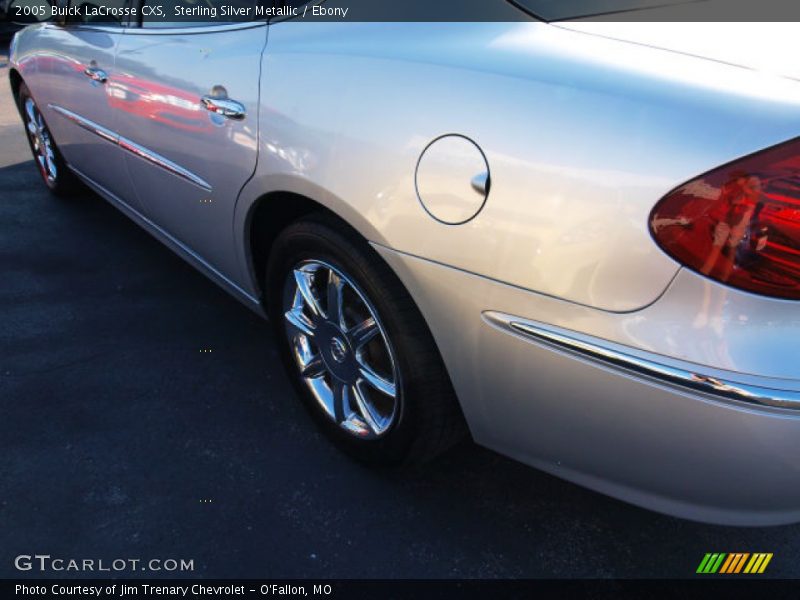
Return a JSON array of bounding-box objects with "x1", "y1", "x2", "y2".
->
[
  {"x1": 483, "y1": 311, "x2": 800, "y2": 411},
  {"x1": 48, "y1": 104, "x2": 212, "y2": 192},
  {"x1": 68, "y1": 164, "x2": 257, "y2": 306}
]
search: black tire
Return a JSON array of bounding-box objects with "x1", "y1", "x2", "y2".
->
[
  {"x1": 266, "y1": 213, "x2": 467, "y2": 466},
  {"x1": 17, "y1": 82, "x2": 81, "y2": 197}
]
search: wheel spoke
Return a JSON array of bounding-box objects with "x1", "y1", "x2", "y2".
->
[
  {"x1": 358, "y1": 364, "x2": 396, "y2": 398},
  {"x1": 25, "y1": 99, "x2": 36, "y2": 124},
  {"x1": 332, "y1": 380, "x2": 346, "y2": 422},
  {"x1": 284, "y1": 308, "x2": 315, "y2": 338},
  {"x1": 44, "y1": 148, "x2": 57, "y2": 180},
  {"x1": 349, "y1": 317, "x2": 378, "y2": 350},
  {"x1": 300, "y1": 354, "x2": 326, "y2": 379},
  {"x1": 293, "y1": 269, "x2": 323, "y2": 317},
  {"x1": 326, "y1": 269, "x2": 344, "y2": 327},
  {"x1": 352, "y1": 382, "x2": 385, "y2": 435}
]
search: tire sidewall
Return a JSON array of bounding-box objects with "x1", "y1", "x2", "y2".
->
[{"x1": 18, "y1": 83, "x2": 71, "y2": 195}]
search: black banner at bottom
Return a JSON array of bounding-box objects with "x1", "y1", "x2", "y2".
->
[{"x1": 4, "y1": 579, "x2": 800, "y2": 600}]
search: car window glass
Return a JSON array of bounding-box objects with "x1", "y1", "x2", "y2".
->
[{"x1": 140, "y1": 0, "x2": 257, "y2": 27}]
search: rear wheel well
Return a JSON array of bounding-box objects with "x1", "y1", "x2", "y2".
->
[
  {"x1": 248, "y1": 192, "x2": 354, "y2": 302},
  {"x1": 248, "y1": 192, "x2": 469, "y2": 442},
  {"x1": 9, "y1": 69, "x2": 23, "y2": 108}
]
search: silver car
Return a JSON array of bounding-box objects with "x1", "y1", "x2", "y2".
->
[{"x1": 9, "y1": 2, "x2": 800, "y2": 525}]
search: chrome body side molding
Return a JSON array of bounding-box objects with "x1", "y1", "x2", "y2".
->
[
  {"x1": 483, "y1": 311, "x2": 800, "y2": 411},
  {"x1": 49, "y1": 104, "x2": 117, "y2": 144},
  {"x1": 49, "y1": 104, "x2": 212, "y2": 192},
  {"x1": 116, "y1": 137, "x2": 212, "y2": 191}
]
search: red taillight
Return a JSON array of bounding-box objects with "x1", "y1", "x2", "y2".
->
[{"x1": 650, "y1": 138, "x2": 800, "y2": 299}]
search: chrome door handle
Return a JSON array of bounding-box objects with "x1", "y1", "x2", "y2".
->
[
  {"x1": 83, "y1": 67, "x2": 108, "y2": 83},
  {"x1": 201, "y1": 95, "x2": 246, "y2": 120}
]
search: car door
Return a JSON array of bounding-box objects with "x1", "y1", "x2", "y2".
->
[
  {"x1": 112, "y1": 1, "x2": 266, "y2": 284},
  {"x1": 33, "y1": 0, "x2": 138, "y2": 205}
]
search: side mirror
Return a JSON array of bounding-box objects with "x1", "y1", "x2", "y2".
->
[{"x1": 7, "y1": 0, "x2": 52, "y2": 23}]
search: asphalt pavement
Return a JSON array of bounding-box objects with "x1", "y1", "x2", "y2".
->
[{"x1": 2, "y1": 43, "x2": 800, "y2": 580}]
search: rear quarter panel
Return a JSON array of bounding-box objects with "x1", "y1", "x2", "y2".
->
[{"x1": 241, "y1": 22, "x2": 800, "y2": 312}]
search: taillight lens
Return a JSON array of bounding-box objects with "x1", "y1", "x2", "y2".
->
[{"x1": 650, "y1": 138, "x2": 800, "y2": 299}]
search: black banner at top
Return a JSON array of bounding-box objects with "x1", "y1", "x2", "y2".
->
[{"x1": 4, "y1": 0, "x2": 800, "y2": 25}]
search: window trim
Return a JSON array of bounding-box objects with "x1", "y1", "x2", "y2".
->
[
  {"x1": 125, "y1": 19, "x2": 266, "y2": 33},
  {"x1": 130, "y1": 0, "x2": 269, "y2": 31},
  {"x1": 270, "y1": 0, "x2": 323, "y2": 23},
  {"x1": 53, "y1": 0, "x2": 135, "y2": 29}
]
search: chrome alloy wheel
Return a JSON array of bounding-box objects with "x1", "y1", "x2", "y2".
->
[
  {"x1": 283, "y1": 260, "x2": 401, "y2": 439},
  {"x1": 24, "y1": 98, "x2": 57, "y2": 185}
]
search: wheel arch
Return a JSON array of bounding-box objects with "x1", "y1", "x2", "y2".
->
[
  {"x1": 244, "y1": 189, "x2": 387, "y2": 305},
  {"x1": 9, "y1": 68, "x2": 23, "y2": 108},
  {"x1": 246, "y1": 191, "x2": 331, "y2": 301}
]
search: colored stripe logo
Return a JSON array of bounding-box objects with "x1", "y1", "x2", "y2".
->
[{"x1": 696, "y1": 553, "x2": 773, "y2": 574}]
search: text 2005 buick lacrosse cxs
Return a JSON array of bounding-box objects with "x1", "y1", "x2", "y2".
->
[{"x1": 9, "y1": 0, "x2": 800, "y2": 524}]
